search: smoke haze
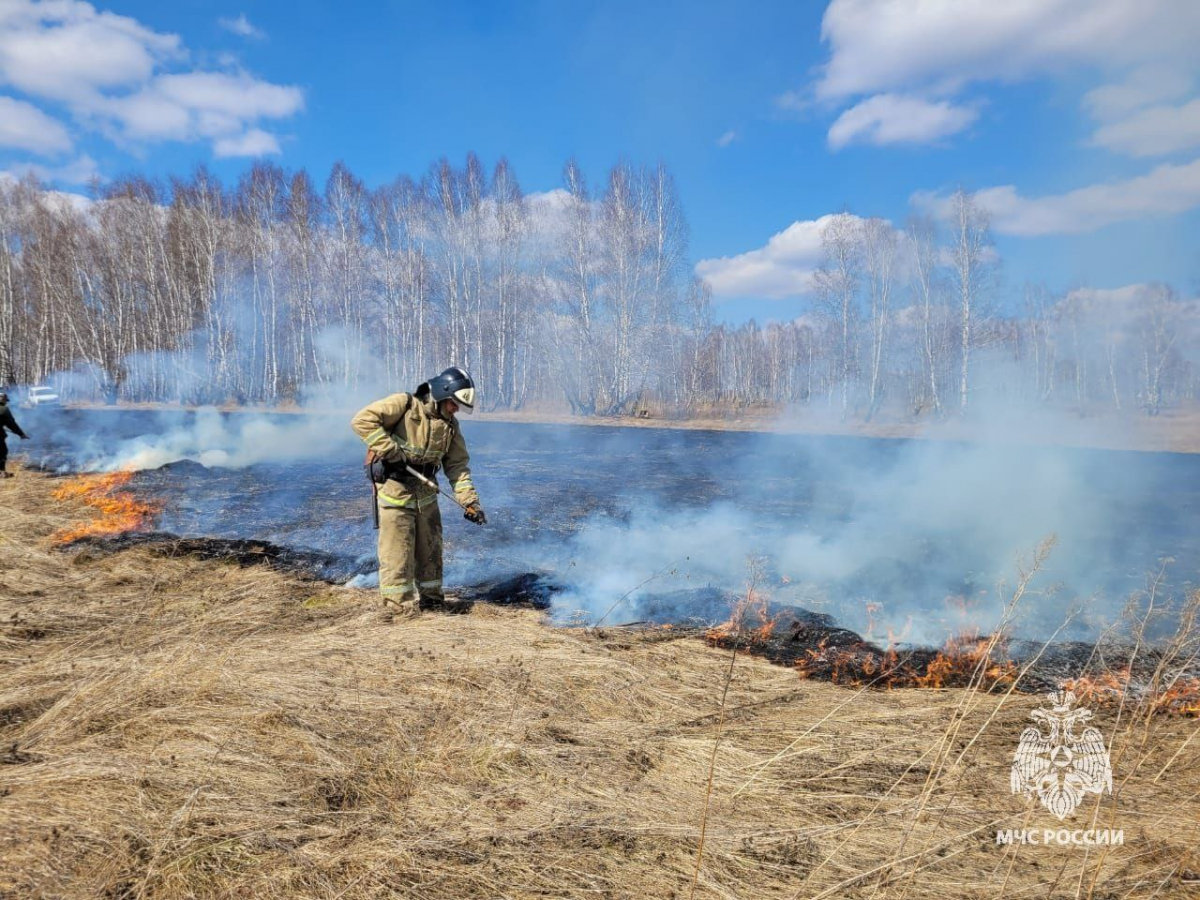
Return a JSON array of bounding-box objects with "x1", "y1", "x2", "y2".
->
[{"x1": 23, "y1": 392, "x2": 1196, "y2": 647}]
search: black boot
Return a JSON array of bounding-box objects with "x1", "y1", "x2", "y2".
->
[{"x1": 419, "y1": 596, "x2": 473, "y2": 615}]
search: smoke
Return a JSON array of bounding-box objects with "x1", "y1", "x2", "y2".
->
[
  {"x1": 533, "y1": 426, "x2": 1152, "y2": 643},
  {"x1": 23, "y1": 396, "x2": 1194, "y2": 645},
  {"x1": 90, "y1": 408, "x2": 360, "y2": 471},
  {"x1": 20, "y1": 337, "x2": 1196, "y2": 648}
]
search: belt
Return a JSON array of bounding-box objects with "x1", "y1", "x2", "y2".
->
[
  {"x1": 385, "y1": 460, "x2": 438, "y2": 483},
  {"x1": 368, "y1": 457, "x2": 439, "y2": 485}
]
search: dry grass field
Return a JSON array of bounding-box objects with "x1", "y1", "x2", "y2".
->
[{"x1": 2, "y1": 466, "x2": 1198, "y2": 899}]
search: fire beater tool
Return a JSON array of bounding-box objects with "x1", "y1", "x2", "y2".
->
[{"x1": 404, "y1": 464, "x2": 485, "y2": 525}]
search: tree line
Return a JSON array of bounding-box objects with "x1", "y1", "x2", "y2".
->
[{"x1": 1, "y1": 159, "x2": 1196, "y2": 418}]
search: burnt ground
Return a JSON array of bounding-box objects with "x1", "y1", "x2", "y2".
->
[
  {"x1": 63, "y1": 530, "x2": 372, "y2": 583},
  {"x1": 22, "y1": 410, "x2": 1200, "y2": 653}
]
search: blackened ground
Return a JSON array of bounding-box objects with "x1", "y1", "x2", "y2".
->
[
  {"x1": 23, "y1": 408, "x2": 1200, "y2": 645},
  {"x1": 64, "y1": 531, "x2": 371, "y2": 583}
]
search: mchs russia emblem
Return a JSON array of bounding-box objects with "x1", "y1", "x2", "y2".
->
[{"x1": 1011, "y1": 690, "x2": 1113, "y2": 820}]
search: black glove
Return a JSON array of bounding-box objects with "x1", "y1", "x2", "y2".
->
[
  {"x1": 463, "y1": 503, "x2": 487, "y2": 525},
  {"x1": 366, "y1": 449, "x2": 407, "y2": 484}
]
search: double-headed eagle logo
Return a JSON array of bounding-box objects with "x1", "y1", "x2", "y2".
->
[{"x1": 1011, "y1": 690, "x2": 1113, "y2": 820}]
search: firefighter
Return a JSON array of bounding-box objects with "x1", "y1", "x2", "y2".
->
[
  {"x1": 351, "y1": 367, "x2": 486, "y2": 618},
  {"x1": 0, "y1": 392, "x2": 30, "y2": 478}
]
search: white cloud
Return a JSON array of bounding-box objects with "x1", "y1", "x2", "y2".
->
[
  {"x1": 218, "y1": 13, "x2": 264, "y2": 39},
  {"x1": 813, "y1": 0, "x2": 1200, "y2": 155},
  {"x1": 914, "y1": 158, "x2": 1200, "y2": 236},
  {"x1": 0, "y1": 0, "x2": 181, "y2": 104},
  {"x1": 214, "y1": 128, "x2": 280, "y2": 158},
  {"x1": 0, "y1": 0, "x2": 301, "y2": 157},
  {"x1": 106, "y1": 72, "x2": 303, "y2": 142},
  {"x1": 1083, "y1": 65, "x2": 1194, "y2": 123},
  {"x1": 0, "y1": 169, "x2": 93, "y2": 210},
  {"x1": 524, "y1": 188, "x2": 578, "y2": 249},
  {"x1": 1090, "y1": 98, "x2": 1200, "y2": 158},
  {"x1": 0, "y1": 95, "x2": 71, "y2": 153},
  {"x1": 695, "y1": 215, "x2": 858, "y2": 299},
  {"x1": 716, "y1": 130, "x2": 738, "y2": 148},
  {"x1": 816, "y1": 0, "x2": 1200, "y2": 102},
  {"x1": 828, "y1": 94, "x2": 977, "y2": 149}
]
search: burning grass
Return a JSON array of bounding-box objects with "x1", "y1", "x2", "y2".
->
[
  {"x1": 790, "y1": 629, "x2": 1020, "y2": 690},
  {"x1": 2, "y1": 465, "x2": 1199, "y2": 899},
  {"x1": 49, "y1": 470, "x2": 160, "y2": 544},
  {"x1": 1063, "y1": 671, "x2": 1200, "y2": 717}
]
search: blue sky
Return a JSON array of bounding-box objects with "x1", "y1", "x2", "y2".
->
[{"x1": 3, "y1": 0, "x2": 1200, "y2": 322}]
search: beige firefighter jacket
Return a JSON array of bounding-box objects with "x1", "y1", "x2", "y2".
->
[{"x1": 351, "y1": 392, "x2": 479, "y2": 510}]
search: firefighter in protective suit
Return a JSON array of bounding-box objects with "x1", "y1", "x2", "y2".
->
[
  {"x1": 351, "y1": 367, "x2": 486, "y2": 617},
  {"x1": 0, "y1": 392, "x2": 30, "y2": 478}
]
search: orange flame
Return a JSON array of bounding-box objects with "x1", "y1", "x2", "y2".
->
[
  {"x1": 704, "y1": 587, "x2": 777, "y2": 645},
  {"x1": 1062, "y1": 670, "x2": 1200, "y2": 717},
  {"x1": 795, "y1": 629, "x2": 1017, "y2": 690},
  {"x1": 915, "y1": 632, "x2": 1018, "y2": 688},
  {"x1": 50, "y1": 471, "x2": 160, "y2": 544},
  {"x1": 1155, "y1": 678, "x2": 1200, "y2": 716}
]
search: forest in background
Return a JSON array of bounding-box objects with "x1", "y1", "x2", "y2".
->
[{"x1": 1, "y1": 155, "x2": 1197, "y2": 418}]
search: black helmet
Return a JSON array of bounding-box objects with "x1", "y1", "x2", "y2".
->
[{"x1": 427, "y1": 366, "x2": 476, "y2": 414}]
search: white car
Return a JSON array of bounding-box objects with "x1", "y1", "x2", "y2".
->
[{"x1": 20, "y1": 385, "x2": 60, "y2": 408}]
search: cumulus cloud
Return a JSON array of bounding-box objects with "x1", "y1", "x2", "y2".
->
[
  {"x1": 0, "y1": 0, "x2": 300, "y2": 158},
  {"x1": 104, "y1": 71, "x2": 302, "y2": 143},
  {"x1": 828, "y1": 94, "x2": 977, "y2": 149},
  {"x1": 716, "y1": 129, "x2": 738, "y2": 147},
  {"x1": 522, "y1": 188, "x2": 579, "y2": 251},
  {"x1": 0, "y1": 95, "x2": 71, "y2": 153},
  {"x1": 913, "y1": 158, "x2": 1200, "y2": 236},
  {"x1": 0, "y1": 0, "x2": 180, "y2": 104},
  {"x1": 218, "y1": 13, "x2": 264, "y2": 40},
  {"x1": 695, "y1": 215, "x2": 856, "y2": 299},
  {"x1": 812, "y1": 0, "x2": 1200, "y2": 156}
]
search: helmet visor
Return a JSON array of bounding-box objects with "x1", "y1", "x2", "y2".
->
[{"x1": 453, "y1": 386, "x2": 475, "y2": 413}]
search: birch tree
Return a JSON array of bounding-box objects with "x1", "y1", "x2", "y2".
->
[
  {"x1": 813, "y1": 213, "x2": 862, "y2": 417},
  {"x1": 948, "y1": 188, "x2": 994, "y2": 412}
]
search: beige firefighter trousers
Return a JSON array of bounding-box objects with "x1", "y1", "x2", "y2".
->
[{"x1": 377, "y1": 498, "x2": 444, "y2": 606}]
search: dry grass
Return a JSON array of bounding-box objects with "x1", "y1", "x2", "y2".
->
[{"x1": 1, "y1": 466, "x2": 1198, "y2": 899}]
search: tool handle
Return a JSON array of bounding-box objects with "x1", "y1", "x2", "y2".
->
[{"x1": 405, "y1": 464, "x2": 471, "y2": 511}]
